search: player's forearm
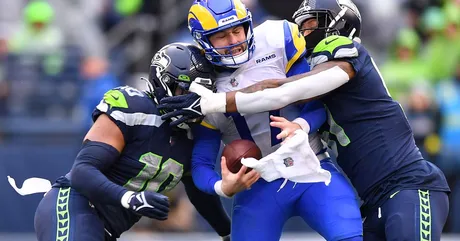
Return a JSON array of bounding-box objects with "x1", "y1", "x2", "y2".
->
[
  {"x1": 224, "y1": 80, "x2": 281, "y2": 113},
  {"x1": 191, "y1": 126, "x2": 223, "y2": 195},
  {"x1": 229, "y1": 66, "x2": 350, "y2": 114},
  {"x1": 191, "y1": 163, "x2": 222, "y2": 195},
  {"x1": 70, "y1": 141, "x2": 128, "y2": 206},
  {"x1": 71, "y1": 163, "x2": 127, "y2": 205},
  {"x1": 182, "y1": 175, "x2": 231, "y2": 237}
]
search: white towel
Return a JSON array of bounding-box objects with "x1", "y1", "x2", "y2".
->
[
  {"x1": 241, "y1": 130, "x2": 331, "y2": 189},
  {"x1": 7, "y1": 176, "x2": 52, "y2": 196}
]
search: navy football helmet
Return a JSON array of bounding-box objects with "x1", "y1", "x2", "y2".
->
[
  {"x1": 292, "y1": 0, "x2": 362, "y2": 55},
  {"x1": 147, "y1": 42, "x2": 215, "y2": 105}
]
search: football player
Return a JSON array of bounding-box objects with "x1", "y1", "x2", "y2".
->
[
  {"x1": 160, "y1": 1, "x2": 363, "y2": 241},
  {"x1": 159, "y1": 0, "x2": 451, "y2": 240},
  {"x1": 34, "y1": 43, "x2": 231, "y2": 241}
]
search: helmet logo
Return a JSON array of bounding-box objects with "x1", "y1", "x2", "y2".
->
[
  {"x1": 152, "y1": 50, "x2": 171, "y2": 73},
  {"x1": 152, "y1": 50, "x2": 172, "y2": 93},
  {"x1": 218, "y1": 15, "x2": 237, "y2": 26}
]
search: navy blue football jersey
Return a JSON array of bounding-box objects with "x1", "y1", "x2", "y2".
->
[
  {"x1": 55, "y1": 86, "x2": 193, "y2": 237},
  {"x1": 311, "y1": 36, "x2": 449, "y2": 209}
]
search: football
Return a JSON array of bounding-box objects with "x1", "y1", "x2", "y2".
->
[{"x1": 222, "y1": 139, "x2": 262, "y2": 174}]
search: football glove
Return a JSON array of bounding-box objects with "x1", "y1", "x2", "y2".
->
[
  {"x1": 121, "y1": 191, "x2": 170, "y2": 220},
  {"x1": 158, "y1": 92, "x2": 204, "y2": 127},
  {"x1": 159, "y1": 82, "x2": 226, "y2": 126}
]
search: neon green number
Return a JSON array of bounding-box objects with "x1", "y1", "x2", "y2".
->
[{"x1": 124, "y1": 152, "x2": 184, "y2": 193}]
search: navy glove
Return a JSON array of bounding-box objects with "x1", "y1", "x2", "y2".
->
[
  {"x1": 123, "y1": 191, "x2": 170, "y2": 220},
  {"x1": 158, "y1": 92, "x2": 204, "y2": 127}
]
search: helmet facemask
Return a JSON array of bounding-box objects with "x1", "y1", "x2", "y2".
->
[
  {"x1": 295, "y1": 11, "x2": 337, "y2": 56},
  {"x1": 293, "y1": 0, "x2": 362, "y2": 56},
  {"x1": 193, "y1": 19, "x2": 255, "y2": 68}
]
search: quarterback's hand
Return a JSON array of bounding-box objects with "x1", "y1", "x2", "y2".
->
[
  {"x1": 159, "y1": 92, "x2": 204, "y2": 126},
  {"x1": 269, "y1": 115, "x2": 302, "y2": 145},
  {"x1": 122, "y1": 191, "x2": 170, "y2": 220},
  {"x1": 220, "y1": 157, "x2": 260, "y2": 197}
]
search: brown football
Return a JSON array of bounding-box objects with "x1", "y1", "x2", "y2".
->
[{"x1": 222, "y1": 139, "x2": 262, "y2": 174}]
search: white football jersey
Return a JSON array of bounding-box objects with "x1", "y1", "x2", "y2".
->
[{"x1": 203, "y1": 20, "x2": 324, "y2": 157}]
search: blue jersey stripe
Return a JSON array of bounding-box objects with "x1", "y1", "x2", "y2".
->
[
  {"x1": 283, "y1": 21, "x2": 296, "y2": 63},
  {"x1": 269, "y1": 110, "x2": 281, "y2": 146},
  {"x1": 224, "y1": 113, "x2": 255, "y2": 142}
]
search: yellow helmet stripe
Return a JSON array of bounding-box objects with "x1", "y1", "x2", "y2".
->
[
  {"x1": 188, "y1": 4, "x2": 218, "y2": 30},
  {"x1": 285, "y1": 21, "x2": 306, "y2": 73},
  {"x1": 232, "y1": 0, "x2": 247, "y2": 19}
]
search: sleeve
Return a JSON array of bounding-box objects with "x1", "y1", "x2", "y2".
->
[
  {"x1": 283, "y1": 20, "x2": 307, "y2": 74},
  {"x1": 310, "y1": 35, "x2": 361, "y2": 72},
  {"x1": 70, "y1": 140, "x2": 128, "y2": 206},
  {"x1": 181, "y1": 175, "x2": 231, "y2": 237},
  {"x1": 297, "y1": 101, "x2": 326, "y2": 133},
  {"x1": 191, "y1": 122, "x2": 223, "y2": 195}
]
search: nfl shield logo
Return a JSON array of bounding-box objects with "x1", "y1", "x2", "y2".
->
[
  {"x1": 230, "y1": 78, "x2": 239, "y2": 87},
  {"x1": 283, "y1": 157, "x2": 294, "y2": 167}
]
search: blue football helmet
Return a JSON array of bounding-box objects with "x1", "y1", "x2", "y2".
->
[{"x1": 188, "y1": 0, "x2": 255, "y2": 68}]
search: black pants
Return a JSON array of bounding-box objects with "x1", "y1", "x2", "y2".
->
[{"x1": 363, "y1": 189, "x2": 449, "y2": 241}]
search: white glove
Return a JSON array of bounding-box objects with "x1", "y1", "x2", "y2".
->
[
  {"x1": 241, "y1": 130, "x2": 331, "y2": 188},
  {"x1": 189, "y1": 82, "x2": 227, "y2": 115}
]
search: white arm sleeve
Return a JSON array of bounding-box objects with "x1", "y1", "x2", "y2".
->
[{"x1": 235, "y1": 66, "x2": 350, "y2": 114}]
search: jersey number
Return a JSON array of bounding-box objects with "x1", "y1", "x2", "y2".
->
[
  {"x1": 123, "y1": 153, "x2": 184, "y2": 193},
  {"x1": 120, "y1": 86, "x2": 144, "y2": 97}
]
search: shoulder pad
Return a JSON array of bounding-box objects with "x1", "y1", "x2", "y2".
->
[
  {"x1": 283, "y1": 20, "x2": 306, "y2": 73},
  {"x1": 310, "y1": 36, "x2": 358, "y2": 68},
  {"x1": 100, "y1": 86, "x2": 149, "y2": 112},
  {"x1": 93, "y1": 86, "x2": 162, "y2": 127},
  {"x1": 102, "y1": 88, "x2": 129, "y2": 109},
  {"x1": 254, "y1": 20, "x2": 285, "y2": 49}
]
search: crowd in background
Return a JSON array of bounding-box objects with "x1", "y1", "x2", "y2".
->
[{"x1": 0, "y1": 0, "x2": 459, "y2": 234}]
